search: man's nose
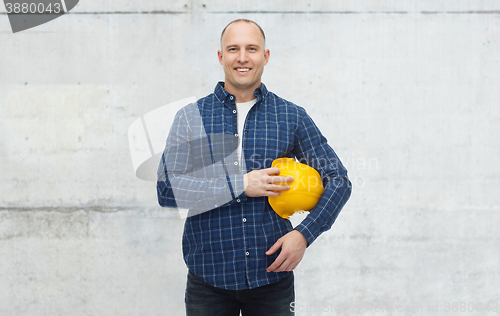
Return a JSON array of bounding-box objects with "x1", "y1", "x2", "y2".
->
[{"x1": 237, "y1": 50, "x2": 248, "y2": 63}]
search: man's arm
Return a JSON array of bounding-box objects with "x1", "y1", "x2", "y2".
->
[
  {"x1": 156, "y1": 104, "x2": 246, "y2": 211},
  {"x1": 266, "y1": 106, "x2": 352, "y2": 272},
  {"x1": 291, "y1": 107, "x2": 352, "y2": 245}
]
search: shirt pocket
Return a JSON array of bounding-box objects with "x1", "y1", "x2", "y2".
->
[
  {"x1": 253, "y1": 124, "x2": 294, "y2": 169},
  {"x1": 272, "y1": 124, "x2": 295, "y2": 159}
]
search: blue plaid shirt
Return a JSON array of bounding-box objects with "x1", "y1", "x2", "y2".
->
[{"x1": 157, "y1": 82, "x2": 351, "y2": 290}]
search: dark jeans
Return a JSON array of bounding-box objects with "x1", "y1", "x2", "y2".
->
[{"x1": 185, "y1": 270, "x2": 295, "y2": 316}]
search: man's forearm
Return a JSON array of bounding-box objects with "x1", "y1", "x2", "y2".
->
[
  {"x1": 157, "y1": 168, "x2": 246, "y2": 211},
  {"x1": 294, "y1": 174, "x2": 352, "y2": 246}
]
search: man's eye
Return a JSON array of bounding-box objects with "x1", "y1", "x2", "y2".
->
[{"x1": 229, "y1": 48, "x2": 237, "y2": 51}]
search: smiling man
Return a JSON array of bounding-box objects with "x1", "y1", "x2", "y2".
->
[
  {"x1": 217, "y1": 20, "x2": 269, "y2": 103},
  {"x1": 157, "y1": 19, "x2": 351, "y2": 315}
]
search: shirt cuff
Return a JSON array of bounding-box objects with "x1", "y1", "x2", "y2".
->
[
  {"x1": 293, "y1": 218, "x2": 322, "y2": 247},
  {"x1": 228, "y1": 173, "x2": 247, "y2": 203}
]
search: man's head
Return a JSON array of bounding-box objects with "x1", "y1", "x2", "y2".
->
[
  {"x1": 220, "y1": 19, "x2": 266, "y2": 50},
  {"x1": 218, "y1": 19, "x2": 270, "y2": 98}
]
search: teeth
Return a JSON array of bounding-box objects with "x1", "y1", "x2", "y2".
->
[{"x1": 237, "y1": 68, "x2": 249, "y2": 72}]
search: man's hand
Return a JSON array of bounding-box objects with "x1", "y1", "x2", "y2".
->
[
  {"x1": 266, "y1": 230, "x2": 308, "y2": 272},
  {"x1": 244, "y1": 167, "x2": 294, "y2": 197}
]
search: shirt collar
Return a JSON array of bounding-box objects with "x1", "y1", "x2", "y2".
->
[{"x1": 214, "y1": 81, "x2": 269, "y2": 107}]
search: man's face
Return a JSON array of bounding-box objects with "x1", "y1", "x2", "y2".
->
[{"x1": 218, "y1": 22, "x2": 270, "y2": 94}]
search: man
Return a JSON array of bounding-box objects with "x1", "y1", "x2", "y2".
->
[{"x1": 157, "y1": 19, "x2": 351, "y2": 316}]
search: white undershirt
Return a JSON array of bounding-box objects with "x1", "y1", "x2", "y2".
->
[{"x1": 236, "y1": 98, "x2": 257, "y2": 164}]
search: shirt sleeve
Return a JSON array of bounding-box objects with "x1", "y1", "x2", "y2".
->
[
  {"x1": 156, "y1": 105, "x2": 245, "y2": 212},
  {"x1": 291, "y1": 107, "x2": 352, "y2": 246}
]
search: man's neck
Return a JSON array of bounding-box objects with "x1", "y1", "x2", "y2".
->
[{"x1": 223, "y1": 82, "x2": 260, "y2": 103}]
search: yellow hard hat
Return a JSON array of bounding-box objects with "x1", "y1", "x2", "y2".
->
[{"x1": 268, "y1": 158, "x2": 324, "y2": 219}]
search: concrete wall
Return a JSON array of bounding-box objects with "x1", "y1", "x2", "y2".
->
[{"x1": 1, "y1": 1, "x2": 499, "y2": 315}]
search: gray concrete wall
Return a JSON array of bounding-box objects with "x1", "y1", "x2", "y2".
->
[{"x1": 1, "y1": 1, "x2": 499, "y2": 315}]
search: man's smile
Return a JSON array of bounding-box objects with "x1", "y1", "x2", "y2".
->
[{"x1": 235, "y1": 67, "x2": 251, "y2": 73}]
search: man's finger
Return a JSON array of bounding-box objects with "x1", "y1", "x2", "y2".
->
[
  {"x1": 268, "y1": 184, "x2": 290, "y2": 191},
  {"x1": 265, "y1": 191, "x2": 282, "y2": 197},
  {"x1": 274, "y1": 259, "x2": 291, "y2": 272},
  {"x1": 268, "y1": 176, "x2": 294, "y2": 184},
  {"x1": 288, "y1": 261, "x2": 299, "y2": 271},
  {"x1": 266, "y1": 238, "x2": 282, "y2": 255},
  {"x1": 282, "y1": 261, "x2": 294, "y2": 272},
  {"x1": 267, "y1": 252, "x2": 287, "y2": 273},
  {"x1": 265, "y1": 167, "x2": 281, "y2": 175}
]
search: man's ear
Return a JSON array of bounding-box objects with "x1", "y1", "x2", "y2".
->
[
  {"x1": 264, "y1": 49, "x2": 270, "y2": 65},
  {"x1": 218, "y1": 50, "x2": 223, "y2": 65}
]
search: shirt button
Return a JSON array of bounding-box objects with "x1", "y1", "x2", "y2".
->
[
  {"x1": 245, "y1": 251, "x2": 250, "y2": 256},
  {"x1": 230, "y1": 96, "x2": 234, "y2": 100},
  {"x1": 222, "y1": 100, "x2": 224, "y2": 103},
  {"x1": 233, "y1": 110, "x2": 237, "y2": 114},
  {"x1": 244, "y1": 130, "x2": 248, "y2": 134},
  {"x1": 243, "y1": 217, "x2": 246, "y2": 222},
  {"x1": 234, "y1": 161, "x2": 238, "y2": 166},
  {"x1": 234, "y1": 133, "x2": 238, "y2": 137},
  {"x1": 237, "y1": 199, "x2": 241, "y2": 203}
]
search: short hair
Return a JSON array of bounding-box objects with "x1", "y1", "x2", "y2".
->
[{"x1": 220, "y1": 19, "x2": 266, "y2": 49}]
